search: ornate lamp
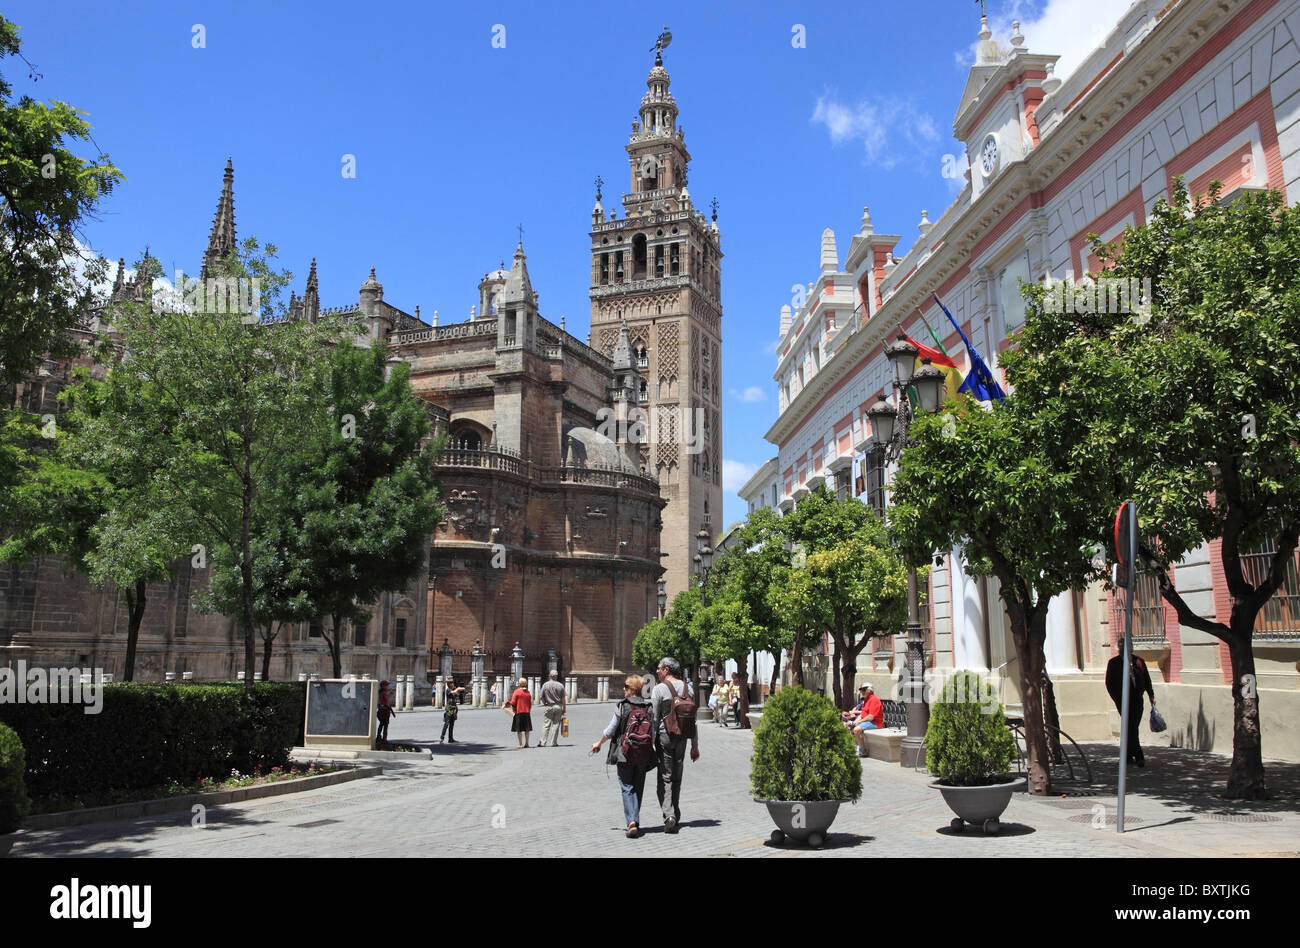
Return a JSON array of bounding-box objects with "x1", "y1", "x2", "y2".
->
[
  {"x1": 885, "y1": 333, "x2": 918, "y2": 387},
  {"x1": 912, "y1": 357, "x2": 946, "y2": 415},
  {"x1": 867, "y1": 398, "x2": 897, "y2": 446}
]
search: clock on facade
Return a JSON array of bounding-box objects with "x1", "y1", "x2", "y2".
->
[{"x1": 980, "y1": 132, "x2": 999, "y2": 177}]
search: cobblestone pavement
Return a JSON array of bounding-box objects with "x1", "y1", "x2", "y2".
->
[{"x1": 11, "y1": 702, "x2": 1300, "y2": 858}]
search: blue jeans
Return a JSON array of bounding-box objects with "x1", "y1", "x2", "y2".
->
[
  {"x1": 859, "y1": 721, "x2": 878, "y2": 731},
  {"x1": 617, "y1": 762, "x2": 648, "y2": 826}
]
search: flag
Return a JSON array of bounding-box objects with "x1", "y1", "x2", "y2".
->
[
  {"x1": 933, "y1": 293, "x2": 1006, "y2": 401},
  {"x1": 904, "y1": 334, "x2": 965, "y2": 406}
]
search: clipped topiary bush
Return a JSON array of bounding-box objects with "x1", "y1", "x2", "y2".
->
[
  {"x1": 751, "y1": 686, "x2": 861, "y2": 802},
  {"x1": 924, "y1": 671, "x2": 1017, "y2": 786},
  {"x1": 0, "y1": 722, "x2": 32, "y2": 834}
]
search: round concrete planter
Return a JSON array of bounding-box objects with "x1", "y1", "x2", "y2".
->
[
  {"x1": 755, "y1": 799, "x2": 847, "y2": 848},
  {"x1": 931, "y1": 776, "x2": 1025, "y2": 834}
]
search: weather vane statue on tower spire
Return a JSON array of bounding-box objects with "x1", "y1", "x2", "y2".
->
[{"x1": 651, "y1": 27, "x2": 671, "y2": 64}]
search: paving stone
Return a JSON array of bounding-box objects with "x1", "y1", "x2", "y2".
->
[{"x1": 10, "y1": 703, "x2": 1300, "y2": 858}]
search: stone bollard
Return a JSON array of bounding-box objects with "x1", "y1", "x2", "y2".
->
[
  {"x1": 530, "y1": 677, "x2": 540, "y2": 701},
  {"x1": 476, "y1": 677, "x2": 487, "y2": 708},
  {"x1": 601, "y1": 677, "x2": 610, "y2": 701},
  {"x1": 434, "y1": 676, "x2": 444, "y2": 708},
  {"x1": 565, "y1": 675, "x2": 576, "y2": 703},
  {"x1": 405, "y1": 675, "x2": 415, "y2": 710},
  {"x1": 393, "y1": 677, "x2": 405, "y2": 708}
]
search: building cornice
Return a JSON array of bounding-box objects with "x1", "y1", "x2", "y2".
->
[{"x1": 765, "y1": 0, "x2": 1251, "y2": 449}]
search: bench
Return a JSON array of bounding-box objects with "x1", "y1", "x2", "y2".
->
[{"x1": 854, "y1": 699, "x2": 907, "y2": 762}]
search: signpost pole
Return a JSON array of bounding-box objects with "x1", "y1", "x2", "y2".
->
[{"x1": 1116, "y1": 502, "x2": 1137, "y2": 834}]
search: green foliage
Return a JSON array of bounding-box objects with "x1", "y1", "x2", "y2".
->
[
  {"x1": 0, "y1": 15, "x2": 123, "y2": 392},
  {"x1": 632, "y1": 587, "x2": 700, "y2": 670},
  {"x1": 66, "y1": 239, "x2": 356, "y2": 685},
  {"x1": 924, "y1": 672, "x2": 1016, "y2": 786},
  {"x1": 195, "y1": 339, "x2": 443, "y2": 675},
  {"x1": 750, "y1": 686, "x2": 861, "y2": 802},
  {"x1": 0, "y1": 722, "x2": 31, "y2": 833},
  {"x1": 0, "y1": 683, "x2": 305, "y2": 800},
  {"x1": 691, "y1": 594, "x2": 762, "y2": 663},
  {"x1": 1012, "y1": 180, "x2": 1300, "y2": 600}
]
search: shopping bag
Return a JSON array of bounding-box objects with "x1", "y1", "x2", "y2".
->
[{"x1": 1149, "y1": 705, "x2": 1167, "y2": 733}]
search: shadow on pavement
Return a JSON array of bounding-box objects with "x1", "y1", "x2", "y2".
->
[
  {"x1": 1055, "y1": 744, "x2": 1300, "y2": 815},
  {"x1": 13, "y1": 807, "x2": 281, "y2": 858},
  {"x1": 763, "y1": 832, "x2": 873, "y2": 850},
  {"x1": 935, "y1": 822, "x2": 1036, "y2": 838}
]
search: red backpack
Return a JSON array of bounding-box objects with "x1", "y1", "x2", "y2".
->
[
  {"x1": 620, "y1": 703, "x2": 655, "y2": 764},
  {"x1": 663, "y1": 678, "x2": 697, "y2": 741}
]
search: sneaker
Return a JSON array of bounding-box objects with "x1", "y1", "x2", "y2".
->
[
  {"x1": 664, "y1": 816, "x2": 678, "y2": 834},
  {"x1": 626, "y1": 823, "x2": 639, "y2": 838}
]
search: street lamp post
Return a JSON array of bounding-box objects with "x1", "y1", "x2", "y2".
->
[
  {"x1": 694, "y1": 527, "x2": 714, "y2": 714},
  {"x1": 869, "y1": 333, "x2": 946, "y2": 769}
]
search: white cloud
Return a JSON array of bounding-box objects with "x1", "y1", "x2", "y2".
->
[
  {"x1": 811, "y1": 94, "x2": 941, "y2": 170},
  {"x1": 730, "y1": 385, "x2": 765, "y2": 403},
  {"x1": 722, "y1": 459, "x2": 759, "y2": 493},
  {"x1": 965, "y1": 0, "x2": 1138, "y2": 84}
]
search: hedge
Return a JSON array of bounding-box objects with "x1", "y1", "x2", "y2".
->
[
  {"x1": 0, "y1": 722, "x2": 31, "y2": 833},
  {"x1": 0, "y1": 682, "x2": 306, "y2": 800}
]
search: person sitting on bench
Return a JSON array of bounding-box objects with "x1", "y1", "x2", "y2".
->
[{"x1": 851, "y1": 683, "x2": 884, "y2": 753}]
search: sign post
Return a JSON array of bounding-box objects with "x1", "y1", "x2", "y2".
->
[{"x1": 1113, "y1": 502, "x2": 1137, "y2": 833}]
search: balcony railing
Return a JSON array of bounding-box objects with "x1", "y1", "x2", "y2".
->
[
  {"x1": 434, "y1": 449, "x2": 659, "y2": 494},
  {"x1": 1242, "y1": 540, "x2": 1300, "y2": 641}
]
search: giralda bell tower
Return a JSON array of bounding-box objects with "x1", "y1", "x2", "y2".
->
[{"x1": 588, "y1": 32, "x2": 723, "y2": 601}]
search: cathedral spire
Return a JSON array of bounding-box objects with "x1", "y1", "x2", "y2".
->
[
  {"x1": 201, "y1": 158, "x2": 237, "y2": 280},
  {"x1": 303, "y1": 257, "x2": 320, "y2": 322}
]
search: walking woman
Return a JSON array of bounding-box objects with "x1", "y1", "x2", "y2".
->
[
  {"x1": 507, "y1": 677, "x2": 533, "y2": 748},
  {"x1": 440, "y1": 676, "x2": 465, "y2": 744},
  {"x1": 590, "y1": 675, "x2": 654, "y2": 838}
]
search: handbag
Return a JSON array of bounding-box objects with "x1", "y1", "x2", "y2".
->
[{"x1": 1149, "y1": 705, "x2": 1167, "y2": 733}]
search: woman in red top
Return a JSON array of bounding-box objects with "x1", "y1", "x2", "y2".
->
[{"x1": 508, "y1": 677, "x2": 534, "y2": 748}]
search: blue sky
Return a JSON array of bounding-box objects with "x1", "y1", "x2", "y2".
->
[{"x1": 6, "y1": 0, "x2": 1131, "y2": 527}]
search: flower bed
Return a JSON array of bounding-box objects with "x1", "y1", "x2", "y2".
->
[{"x1": 30, "y1": 761, "x2": 338, "y2": 815}]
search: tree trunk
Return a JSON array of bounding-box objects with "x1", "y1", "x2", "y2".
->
[
  {"x1": 830, "y1": 645, "x2": 843, "y2": 710},
  {"x1": 122, "y1": 579, "x2": 147, "y2": 682},
  {"x1": 840, "y1": 660, "x2": 858, "y2": 715},
  {"x1": 737, "y1": 664, "x2": 751, "y2": 728},
  {"x1": 791, "y1": 632, "x2": 805, "y2": 688},
  {"x1": 1007, "y1": 601, "x2": 1052, "y2": 795},
  {"x1": 330, "y1": 613, "x2": 344, "y2": 679},
  {"x1": 769, "y1": 650, "x2": 781, "y2": 694},
  {"x1": 1042, "y1": 668, "x2": 1064, "y2": 763},
  {"x1": 1224, "y1": 626, "x2": 1267, "y2": 799},
  {"x1": 241, "y1": 446, "x2": 256, "y2": 694}
]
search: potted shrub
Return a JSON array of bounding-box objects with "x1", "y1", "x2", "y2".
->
[
  {"x1": 751, "y1": 686, "x2": 861, "y2": 848},
  {"x1": 0, "y1": 722, "x2": 31, "y2": 857},
  {"x1": 925, "y1": 670, "x2": 1023, "y2": 834}
]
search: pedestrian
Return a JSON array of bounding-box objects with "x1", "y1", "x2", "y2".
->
[
  {"x1": 1105, "y1": 647, "x2": 1157, "y2": 767},
  {"x1": 440, "y1": 676, "x2": 465, "y2": 744},
  {"x1": 650, "y1": 656, "x2": 700, "y2": 833},
  {"x1": 591, "y1": 674, "x2": 654, "y2": 837},
  {"x1": 489, "y1": 681, "x2": 498, "y2": 706},
  {"x1": 508, "y1": 676, "x2": 533, "y2": 748},
  {"x1": 727, "y1": 671, "x2": 744, "y2": 728},
  {"x1": 376, "y1": 679, "x2": 397, "y2": 744},
  {"x1": 539, "y1": 670, "x2": 566, "y2": 747}
]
